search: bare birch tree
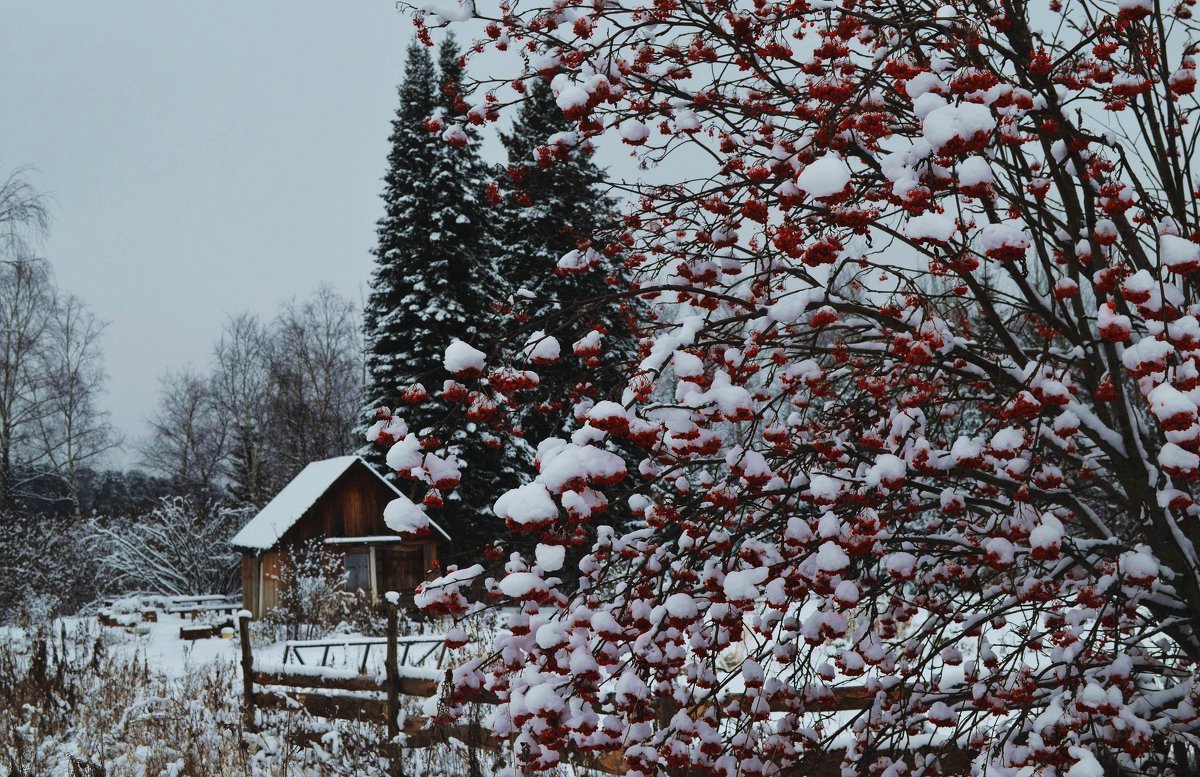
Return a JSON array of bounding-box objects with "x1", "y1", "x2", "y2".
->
[
  {"x1": 145, "y1": 286, "x2": 363, "y2": 502},
  {"x1": 0, "y1": 259, "x2": 57, "y2": 510},
  {"x1": 0, "y1": 167, "x2": 48, "y2": 258},
  {"x1": 36, "y1": 294, "x2": 119, "y2": 512},
  {"x1": 268, "y1": 285, "x2": 362, "y2": 475},
  {"x1": 0, "y1": 169, "x2": 51, "y2": 510},
  {"x1": 0, "y1": 169, "x2": 117, "y2": 511},
  {"x1": 212, "y1": 312, "x2": 274, "y2": 505},
  {"x1": 140, "y1": 368, "x2": 228, "y2": 495}
]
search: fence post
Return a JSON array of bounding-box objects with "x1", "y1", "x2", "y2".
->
[
  {"x1": 386, "y1": 597, "x2": 400, "y2": 742},
  {"x1": 32, "y1": 634, "x2": 47, "y2": 690},
  {"x1": 385, "y1": 596, "x2": 404, "y2": 777},
  {"x1": 238, "y1": 611, "x2": 256, "y2": 732}
]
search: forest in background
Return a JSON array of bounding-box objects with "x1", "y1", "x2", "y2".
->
[{"x1": 0, "y1": 166, "x2": 366, "y2": 623}]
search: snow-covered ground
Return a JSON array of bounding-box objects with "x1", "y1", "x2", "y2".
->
[
  {"x1": 106, "y1": 614, "x2": 245, "y2": 677},
  {"x1": 0, "y1": 610, "x2": 502, "y2": 777}
]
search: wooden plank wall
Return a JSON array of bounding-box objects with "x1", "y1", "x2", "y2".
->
[{"x1": 240, "y1": 556, "x2": 259, "y2": 617}]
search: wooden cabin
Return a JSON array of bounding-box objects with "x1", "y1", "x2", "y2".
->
[{"x1": 231, "y1": 455, "x2": 449, "y2": 618}]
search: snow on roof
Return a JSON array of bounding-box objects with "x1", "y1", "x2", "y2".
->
[{"x1": 230, "y1": 455, "x2": 450, "y2": 551}]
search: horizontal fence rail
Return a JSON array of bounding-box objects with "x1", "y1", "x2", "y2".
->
[{"x1": 281, "y1": 635, "x2": 446, "y2": 672}]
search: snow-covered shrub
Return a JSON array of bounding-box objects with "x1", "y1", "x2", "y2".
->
[
  {"x1": 0, "y1": 510, "x2": 99, "y2": 623},
  {"x1": 0, "y1": 620, "x2": 248, "y2": 775},
  {"x1": 262, "y1": 539, "x2": 354, "y2": 640},
  {"x1": 90, "y1": 496, "x2": 250, "y2": 598},
  {"x1": 0, "y1": 620, "x2": 418, "y2": 776}
]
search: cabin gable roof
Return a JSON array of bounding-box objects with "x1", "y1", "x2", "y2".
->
[{"x1": 229, "y1": 455, "x2": 450, "y2": 551}]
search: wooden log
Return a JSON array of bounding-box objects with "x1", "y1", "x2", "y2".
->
[
  {"x1": 253, "y1": 671, "x2": 386, "y2": 693},
  {"x1": 180, "y1": 625, "x2": 214, "y2": 640},
  {"x1": 97, "y1": 612, "x2": 125, "y2": 628}
]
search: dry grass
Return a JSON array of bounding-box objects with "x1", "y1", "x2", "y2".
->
[
  {"x1": 1, "y1": 621, "x2": 254, "y2": 776},
  {"x1": 0, "y1": 620, "x2": 522, "y2": 777}
]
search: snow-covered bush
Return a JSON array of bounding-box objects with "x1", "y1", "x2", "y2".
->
[
  {"x1": 0, "y1": 510, "x2": 99, "y2": 623},
  {"x1": 378, "y1": 0, "x2": 1200, "y2": 774},
  {"x1": 262, "y1": 539, "x2": 356, "y2": 641},
  {"x1": 90, "y1": 496, "x2": 249, "y2": 598}
]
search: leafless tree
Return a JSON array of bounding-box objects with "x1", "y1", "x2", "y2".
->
[
  {"x1": 0, "y1": 169, "x2": 120, "y2": 512},
  {"x1": 0, "y1": 259, "x2": 57, "y2": 509},
  {"x1": 140, "y1": 368, "x2": 228, "y2": 495},
  {"x1": 212, "y1": 313, "x2": 274, "y2": 505},
  {"x1": 0, "y1": 167, "x2": 49, "y2": 259},
  {"x1": 147, "y1": 286, "x2": 363, "y2": 502},
  {"x1": 35, "y1": 294, "x2": 119, "y2": 513},
  {"x1": 268, "y1": 285, "x2": 363, "y2": 476},
  {"x1": 0, "y1": 170, "x2": 52, "y2": 510}
]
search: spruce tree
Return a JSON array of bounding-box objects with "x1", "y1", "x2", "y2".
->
[
  {"x1": 497, "y1": 78, "x2": 636, "y2": 443},
  {"x1": 362, "y1": 40, "x2": 447, "y2": 449},
  {"x1": 362, "y1": 38, "x2": 522, "y2": 564}
]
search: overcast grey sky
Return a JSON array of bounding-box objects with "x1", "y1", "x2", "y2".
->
[
  {"x1": 0, "y1": 1, "x2": 440, "y2": 466},
  {"x1": 0, "y1": 1, "x2": 652, "y2": 470}
]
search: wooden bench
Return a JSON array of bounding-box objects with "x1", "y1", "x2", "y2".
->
[{"x1": 166, "y1": 602, "x2": 243, "y2": 620}]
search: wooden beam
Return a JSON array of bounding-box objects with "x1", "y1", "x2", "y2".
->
[
  {"x1": 282, "y1": 723, "x2": 968, "y2": 777},
  {"x1": 254, "y1": 671, "x2": 386, "y2": 694},
  {"x1": 386, "y1": 603, "x2": 400, "y2": 750},
  {"x1": 400, "y1": 716, "x2": 499, "y2": 750},
  {"x1": 256, "y1": 689, "x2": 388, "y2": 723},
  {"x1": 258, "y1": 670, "x2": 439, "y2": 698}
]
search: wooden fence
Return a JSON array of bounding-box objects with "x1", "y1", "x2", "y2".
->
[
  {"x1": 237, "y1": 609, "x2": 971, "y2": 776},
  {"x1": 239, "y1": 606, "x2": 457, "y2": 737},
  {"x1": 237, "y1": 605, "x2": 627, "y2": 773}
]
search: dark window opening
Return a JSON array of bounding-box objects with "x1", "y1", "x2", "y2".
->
[{"x1": 345, "y1": 549, "x2": 370, "y2": 593}]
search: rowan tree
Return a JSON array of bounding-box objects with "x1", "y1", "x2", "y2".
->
[{"x1": 384, "y1": 0, "x2": 1200, "y2": 773}]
